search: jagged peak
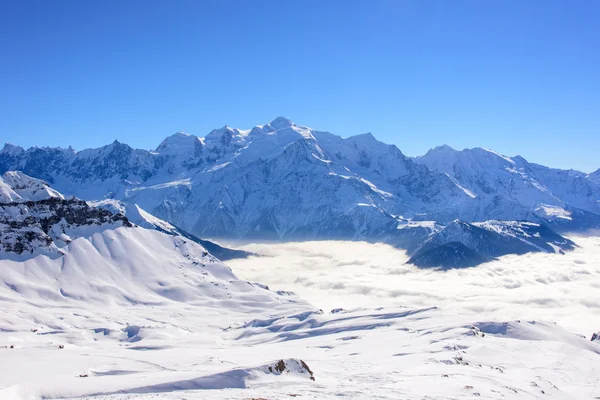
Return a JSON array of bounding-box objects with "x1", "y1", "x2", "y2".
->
[{"x1": 1, "y1": 143, "x2": 25, "y2": 155}]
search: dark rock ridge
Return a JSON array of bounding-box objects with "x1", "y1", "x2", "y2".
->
[
  {"x1": 408, "y1": 220, "x2": 576, "y2": 268},
  {"x1": 0, "y1": 197, "x2": 131, "y2": 256}
]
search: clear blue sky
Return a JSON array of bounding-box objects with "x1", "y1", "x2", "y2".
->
[{"x1": 1, "y1": 1, "x2": 599, "y2": 171}]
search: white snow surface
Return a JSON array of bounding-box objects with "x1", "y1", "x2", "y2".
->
[{"x1": 2, "y1": 234, "x2": 600, "y2": 399}]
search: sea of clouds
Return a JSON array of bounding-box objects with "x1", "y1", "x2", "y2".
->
[{"x1": 227, "y1": 236, "x2": 600, "y2": 336}]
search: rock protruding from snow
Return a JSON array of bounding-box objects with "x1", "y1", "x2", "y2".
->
[
  {"x1": 0, "y1": 173, "x2": 131, "y2": 258},
  {"x1": 592, "y1": 332, "x2": 600, "y2": 342},
  {"x1": 266, "y1": 359, "x2": 315, "y2": 381},
  {"x1": 0, "y1": 197, "x2": 131, "y2": 258}
]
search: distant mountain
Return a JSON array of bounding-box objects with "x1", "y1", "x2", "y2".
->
[
  {"x1": 408, "y1": 220, "x2": 576, "y2": 268},
  {"x1": 415, "y1": 146, "x2": 600, "y2": 231},
  {"x1": 1, "y1": 117, "x2": 598, "y2": 245}
]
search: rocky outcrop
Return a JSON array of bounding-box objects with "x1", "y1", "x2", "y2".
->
[{"x1": 1, "y1": 197, "x2": 130, "y2": 256}]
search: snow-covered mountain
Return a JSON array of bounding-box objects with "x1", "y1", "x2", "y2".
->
[
  {"x1": 408, "y1": 220, "x2": 576, "y2": 268},
  {"x1": 1, "y1": 118, "x2": 599, "y2": 243},
  {"x1": 416, "y1": 145, "x2": 600, "y2": 231},
  {"x1": 0, "y1": 171, "x2": 64, "y2": 202}
]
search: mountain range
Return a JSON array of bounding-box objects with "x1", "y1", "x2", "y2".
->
[
  {"x1": 1, "y1": 138, "x2": 599, "y2": 399},
  {"x1": 1, "y1": 117, "x2": 598, "y2": 267}
]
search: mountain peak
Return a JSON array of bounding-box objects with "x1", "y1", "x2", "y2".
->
[
  {"x1": 1, "y1": 143, "x2": 24, "y2": 156},
  {"x1": 348, "y1": 132, "x2": 376, "y2": 141},
  {"x1": 156, "y1": 131, "x2": 201, "y2": 155},
  {"x1": 268, "y1": 116, "x2": 294, "y2": 130},
  {"x1": 207, "y1": 125, "x2": 234, "y2": 136},
  {"x1": 433, "y1": 144, "x2": 456, "y2": 152}
]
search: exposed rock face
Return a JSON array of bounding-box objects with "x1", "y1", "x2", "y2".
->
[
  {"x1": 0, "y1": 197, "x2": 131, "y2": 256},
  {"x1": 0, "y1": 172, "x2": 131, "y2": 257}
]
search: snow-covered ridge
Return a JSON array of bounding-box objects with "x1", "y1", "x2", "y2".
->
[
  {"x1": 89, "y1": 198, "x2": 254, "y2": 261},
  {"x1": 0, "y1": 171, "x2": 64, "y2": 202},
  {"x1": 0, "y1": 172, "x2": 132, "y2": 258}
]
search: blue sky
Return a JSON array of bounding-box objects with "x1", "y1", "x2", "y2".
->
[{"x1": 1, "y1": 0, "x2": 599, "y2": 171}]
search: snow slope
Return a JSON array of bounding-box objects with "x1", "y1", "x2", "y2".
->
[
  {"x1": 89, "y1": 198, "x2": 253, "y2": 261},
  {"x1": 0, "y1": 171, "x2": 63, "y2": 202},
  {"x1": 2, "y1": 301, "x2": 600, "y2": 399}
]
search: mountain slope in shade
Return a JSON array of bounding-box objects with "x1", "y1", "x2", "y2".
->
[{"x1": 408, "y1": 220, "x2": 576, "y2": 268}]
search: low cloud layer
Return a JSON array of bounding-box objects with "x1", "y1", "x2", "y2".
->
[{"x1": 227, "y1": 237, "x2": 600, "y2": 335}]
